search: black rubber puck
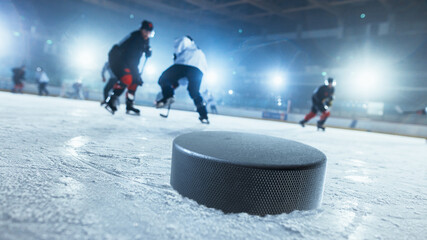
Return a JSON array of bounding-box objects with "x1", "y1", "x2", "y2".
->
[{"x1": 170, "y1": 131, "x2": 327, "y2": 215}]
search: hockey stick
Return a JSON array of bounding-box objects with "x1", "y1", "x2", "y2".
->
[
  {"x1": 395, "y1": 105, "x2": 424, "y2": 114},
  {"x1": 141, "y1": 57, "x2": 148, "y2": 74},
  {"x1": 160, "y1": 103, "x2": 171, "y2": 118}
]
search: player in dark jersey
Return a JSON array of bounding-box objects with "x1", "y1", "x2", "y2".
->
[
  {"x1": 299, "y1": 77, "x2": 335, "y2": 131},
  {"x1": 11, "y1": 66, "x2": 25, "y2": 93},
  {"x1": 104, "y1": 20, "x2": 153, "y2": 115}
]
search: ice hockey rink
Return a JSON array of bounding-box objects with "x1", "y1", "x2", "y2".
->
[{"x1": 0, "y1": 92, "x2": 426, "y2": 240}]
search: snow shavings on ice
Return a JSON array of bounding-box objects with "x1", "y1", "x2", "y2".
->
[{"x1": 0, "y1": 92, "x2": 426, "y2": 239}]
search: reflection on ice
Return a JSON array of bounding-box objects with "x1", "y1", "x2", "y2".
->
[
  {"x1": 345, "y1": 175, "x2": 373, "y2": 183},
  {"x1": 57, "y1": 176, "x2": 83, "y2": 196},
  {"x1": 69, "y1": 109, "x2": 88, "y2": 117},
  {"x1": 349, "y1": 159, "x2": 366, "y2": 167},
  {"x1": 66, "y1": 136, "x2": 88, "y2": 148},
  {"x1": 65, "y1": 136, "x2": 89, "y2": 156},
  {"x1": 1, "y1": 92, "x2": 425, "y2": 239}
]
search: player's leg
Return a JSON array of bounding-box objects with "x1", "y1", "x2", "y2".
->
[
  {"x1": 17, "y1": 83, "x2": 23, "y2": 93},
  {"x1": 187, "y1": 67, "x2": 208, "y2": 123},
  {"x1": 44, "y1": 83, "x2": 49, "y2": 95},
  {"x1": 103, "y1": 77, "x2": 117, "y2": 103},
  {"x1": 316, "y1": 102, "x2": 330, "y2": 130},
  {"x1": 299, "y1": 102, "x2": 318, "y2": 127},
  {"x1": 125, "y1": 84, "x2": 140, "y2": 115},
  {"x1": 104, "y1": 61, "x2": 131, "y2": 113},
  {"x1": 156, "y1": 65, "x2": 185, "y2": 108},
  {"x1": 317, "y1": 109, "x2": 330, "y2": 129}
]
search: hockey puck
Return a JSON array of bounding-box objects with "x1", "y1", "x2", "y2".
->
[{"x1": 170, "y1": 131, "x2": 327, "y2": 215}]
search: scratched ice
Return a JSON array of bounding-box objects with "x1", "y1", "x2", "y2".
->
[{"x1": 0, "y1": 92, "x2": 426, "y2": 239}]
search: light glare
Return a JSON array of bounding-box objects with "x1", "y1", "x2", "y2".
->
[
  {"x1": 145, "y1": 64, "x2": 156, "y2": 75},
  {"x1": 0, "y1": 23, "x2": 11, "y2": 56},
  {"x1": 205, "y1": 71, "x2": 218, "y2": 85},
  {"x1": 74, "y1": 49, "x2": 97, "y2": 70}
]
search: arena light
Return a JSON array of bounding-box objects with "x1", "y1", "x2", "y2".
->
[
  {"x1": 358, "y1": 66, "x2": 383, "y2": 89},
  {"x1": 144, "y1": 64, "x2": 156, "y2": 75},
  {"x1": 270, "y1": 71, "x2": 286, "y2": 89},
  {"x1": 74, "y1": 48, "x2": 97, "y2": 70},
  {"x1": 346, "y1": 55, "x2": 390, "y2": 96},
  {"x1": 273, "y1": 75, "x2": 283, "y2": 87},
  {"x1": 205, "y1": 70, "x2": 218, "y2": 86},
  {"x1": 348, "y1": 63, "x2": 386, "y2": 97},
  {"x1": 69, "y1": 37, "x2": 103, "y2": 71},
  {"x1": 0, "y1": 23, "x2": 11, "y2": 57}
]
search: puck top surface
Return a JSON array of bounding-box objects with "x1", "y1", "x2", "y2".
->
[{"x1": 173, "y1": 131, "x2": 326, "y2": 169}]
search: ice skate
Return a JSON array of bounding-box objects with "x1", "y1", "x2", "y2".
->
[
  {"x1": 317, "y1": 123, "x2": 325, "y2": 131},
  {"x1": 126, "y1": 98, "x2": 140, "y2": 116},
  {"x1": 104, "y1": 95, "x2": 118, "y2": 115},
  {"x1": 126, "y1": 105, "x2": 140, "y2": 116},
  {"x1": 105, "y1": 105, "x2": 116, "y2": 115},
  {"x1": 199, "y1": 116, "x2": 210, "y2": 124},
  {"x1": 197, "y1": 104, "x2": 209, "y2": 124},
  {"x1": 126, "y1": 107, "x2": 140, "y2": 115}
]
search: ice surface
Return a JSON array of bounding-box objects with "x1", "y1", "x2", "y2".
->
[{"x1": 0, "y1": 92, "x2": 426, "y2": 240}]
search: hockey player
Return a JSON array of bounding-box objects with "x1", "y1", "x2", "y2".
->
[
  {"x1": 71, "y1": 79, "x2": 84, "y2": 99},
  {"x1": 36, "y1": 67, "x2": 49, "y2": 96},
  {"x1": 104, "y1": 20, "x2": 153, "y2": 115},
  {"x1": 203, "y1": 89, "x2": 218, "y2": 114},
  {"x1": 415, "y1": 107, "x2": 427, "y2": 115},
  {"x1": 299, "y1": 77, "x2": 335, "y2": 131},
  {"x1": 156, "y1": 36, "x2": 209, "y2": 123},
  {"x1": 11, "y1": 65, "x2": 25, "y2": 93},
  {"x1": 100, "y1": 61, "x2": 118, "y2": 105}
]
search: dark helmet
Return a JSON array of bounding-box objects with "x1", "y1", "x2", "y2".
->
[
  {"x1": 325, "y1": 77, "x2": 336, "y2": 86},
  {"x1": 186, "y1": 35, "x2": 193, "y2": 41},
  {"x1": 141, "y1": 20, "x2": 154, "y2": 31}
]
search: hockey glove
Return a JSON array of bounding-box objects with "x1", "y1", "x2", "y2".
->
[
  {"x1": 328, "y1": 96, "x2": 334, "y2": 107},
  {"x1": 135, "y1": 76, "x2": 143, "y2": 86},
  {"x1": 145, "y1": 47, "x2": 152, "y2": 58}
]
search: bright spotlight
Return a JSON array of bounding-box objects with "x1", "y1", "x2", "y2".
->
[
  {"x1": 0, "y1": 23, "x2": 11, "y2": 57},
  {"x1": 145, "y1": 64, "x2": 156, "y2": 75},
  {"x1": 69, "y1": 37, "x2": 103, "y2": 70},
  {"x1": 228, "y1": 89, "x2": 234, "y2": 95},
  {"x1": 358, "y1": 67, "x2": 382, "y2": 88},
  {"x1": 74, "y1": 49, "x2": 97, "y2": 70},
  {"x1": 270, "y1": 71, "x2": 286, "y2": 89},
  {"x1": 273, "y1": 75, "x2": 283, "y2": 87},
  {"x1": 205, "y1": 71, "x2": 218, "y2": 86},
  {"x1": 349, "y1": 64, "x2": 386, "y2": 96}
]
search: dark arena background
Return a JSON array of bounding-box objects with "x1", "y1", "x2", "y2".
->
[{"x1": 0, "y1": 1, "x2": 426, "y2": 239}]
